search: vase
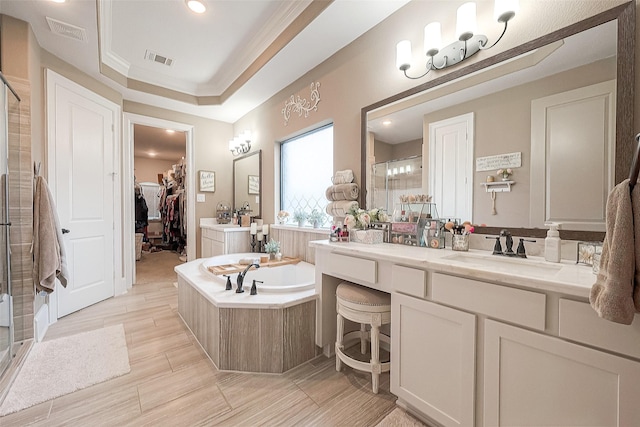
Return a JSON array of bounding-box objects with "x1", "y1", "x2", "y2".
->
[
  {"x1": 269, "y1": 253, "x2": 276, "y2": 261},
  {"x1": 312, "y1": 220, "x2": 320, "y2": 228},
  {"x1": 275, "y1": 252, "x2": 282, "y2": 261},
  {"x1": 501, "y1": 176, "x2": 510, "y2": 181},
  {"x1": 297, "y1": 220, "x2": 305, "y2": 227}
]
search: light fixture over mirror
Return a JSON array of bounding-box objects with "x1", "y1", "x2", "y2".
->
[
  {"x1": 396, "y1": 0, "x2": 519, "y2": 80},
  {"x1": 229, "y1": 130, "x2": 252, "y2": 156}
]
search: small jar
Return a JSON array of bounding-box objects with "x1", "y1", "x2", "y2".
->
[
  {"x1": 452, "y1": 234, "x2": 470, "y2": 251},
  {"x1": 592, "y1": 252, "x2": 602, "y2": 275}
]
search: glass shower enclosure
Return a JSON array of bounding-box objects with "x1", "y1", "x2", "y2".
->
[
  {"x1": 372, "y1": 155, "x2": 423, "y2": 213},
  {"x1": 0, "y1": 73, "x2": 20, "y2": 377}
]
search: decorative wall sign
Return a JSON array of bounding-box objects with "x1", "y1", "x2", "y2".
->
[
  {"x1": 476, "y1": 152, "x2": 522, "y2": 172},
  {"x1": 199, "y1": 170, "x2": 215, "y2": 192},
  {"x1": 282, "y1": 82, "x2": 321, "y2": 126},
  {"x1": 248, "y1": 175, "x2": 260, "y2": 195}
]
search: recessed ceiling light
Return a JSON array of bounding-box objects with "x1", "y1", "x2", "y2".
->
[
  {"x1": 186, "y1": 0, "x2": 206, "y2": 14},
  {"x1": 382, "y1": 120, "x2": 392, "y2": 126},
  {"x1": 166, "y1": 129, "x2": 175, "y2": 134},
  {"x1": 51, "y1": 0, "x2": 67, "y2": 3},
  {"x1": 148, "y1": 152, "x2": 157, "y2": 157}
]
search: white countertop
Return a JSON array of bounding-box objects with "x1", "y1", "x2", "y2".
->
[
  {"x1": 200, "y1": 223, "x2": 250, "y2": 232},
  {"x1": 310, "y1": 240, "x2": 597, "y2": 299}
]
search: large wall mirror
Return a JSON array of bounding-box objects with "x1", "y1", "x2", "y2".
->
[
  {"x1": 233, "y1": 150, "x2": 262, "y2": 219},
  {"x1": 361, "y1": 2, "x2": 634, "y2": 240}
]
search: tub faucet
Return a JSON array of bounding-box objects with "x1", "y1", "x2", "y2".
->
[{"x1": 236, "y1": 263, "x2": 260, "y2": 293}]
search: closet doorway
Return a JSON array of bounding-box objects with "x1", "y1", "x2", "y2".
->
[
  {"x1": 134, "y1": 124, "x2": 186, "y2": 277},
  {"x1": 124, "y1": 114, "x2": 195, "y2": 289}
]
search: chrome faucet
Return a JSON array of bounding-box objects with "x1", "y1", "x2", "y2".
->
[{"x1": 236, "y1": 263, "x2": 260, "y2": 293}]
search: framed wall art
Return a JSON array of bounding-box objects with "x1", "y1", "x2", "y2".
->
[
  {"x1": 199, "y1": 170, "x2": 215, "y2": 192},
  {"x1": 248, "y1": 175, "x2": 259, "y2": 195}
]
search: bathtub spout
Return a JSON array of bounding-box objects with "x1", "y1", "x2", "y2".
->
[{"x1": 236, "y1": 263, "x2": 260, "y2": 293}]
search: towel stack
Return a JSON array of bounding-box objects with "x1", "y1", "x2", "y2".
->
[
  {"x1": 326, "y1": 170, "x2": 358, "y2": 217},
  {"x1": 590, "y1": 179, "x2": 640, "y2": 324}
]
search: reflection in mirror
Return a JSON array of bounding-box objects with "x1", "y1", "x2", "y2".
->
[
  {"x1": 363, "y1": 3, "x2": 634, "y2": 240},
  {"x1": 233, "y1": 150, "x2": 262, "y2": 219}
]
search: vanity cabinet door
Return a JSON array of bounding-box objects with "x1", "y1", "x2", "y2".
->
[
  {"x1": 201, "y1": 236, "x2": 213, "y2": 258},
  {"x1": 391, "y1": 293, "x2": 476, "y2": 427},
  {"x1": 484, "y1": 320, "x2": 640, "y2": 426}
]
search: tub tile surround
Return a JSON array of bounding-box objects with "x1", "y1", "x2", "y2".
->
[
  {"x1": 310, "y1": 239, "x2": 640, "y2": 426},
  {"x1": 176, "y1": 258, "x2": 318, "y2": 373},
  {"x1": 270, "y1": 224, "x2": 328, "y2": 264}
]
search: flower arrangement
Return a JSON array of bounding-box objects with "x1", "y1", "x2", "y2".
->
[
  {"x1": 496, "y1": 168, "x2": 513, "y2": 180},
  {"x1": 344, "y1": 205, "x2": 389, "y2": 230},
  {"x1": 277, "y1": 210, "x2": 290, "y2": 224},
  {"x1": 309, "y1": 209, "x2": 327, "y2": 228},
  {"x1": 264, "y1": 238, "x2": 281, "y2": 254}
]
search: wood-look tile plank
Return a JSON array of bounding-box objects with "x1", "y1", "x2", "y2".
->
[
  {"x1": 127, "y1": 330, "x2": 192, "y2": 363},
  {"x1": 165, "y1": 342, "x2": 208, "y2": 372},
  {"x1": 137, "y1": 359, "x2": 219, "y2": 413},
  {"x1": 0, "y1": 400, "x2": 52, "y2": 426}
]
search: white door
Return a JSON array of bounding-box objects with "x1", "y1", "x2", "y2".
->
[
  {"x1": 47, "y1": 70, "x2": 119, "y2": 317},
  {"x1": 428, "y1": 113, "x2": 474, "y2": 221}
]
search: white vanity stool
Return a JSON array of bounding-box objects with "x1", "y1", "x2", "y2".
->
[{"x1": 335, "y1": 281, "x2": 391, "y2": 394}]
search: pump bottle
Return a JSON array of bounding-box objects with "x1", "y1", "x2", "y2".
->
[{"x1": 544, "y1": 223, "x2": 561, "y2": 263}]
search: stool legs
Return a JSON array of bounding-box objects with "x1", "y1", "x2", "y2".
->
[
  {"x1": 371, "y1": 324, "x2": 380, "y2": 394},
  {"x1": 360, "y1": 324, "x2": 367, "y2": 354},
  {"x1": 336, "y1": 312, "x2": 344, "y2": 372}
]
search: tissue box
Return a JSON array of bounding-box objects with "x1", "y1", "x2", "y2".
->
[{"x1": 351, "y1": 229, "x2": 384, "y2": 244}]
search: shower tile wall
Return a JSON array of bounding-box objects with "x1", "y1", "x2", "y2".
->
[{"x1": 6, "y1": 76, "x2": 33, "y2": 342}]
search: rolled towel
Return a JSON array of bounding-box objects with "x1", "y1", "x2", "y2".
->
[
  {"x1": 331, "y1": 169, "x2": 354, "y2": 184},
  {"x1": 326, "y1": 200, "x2": 358, "y2": 217},
  {"x1": 325, "y1": 183, "x2": 359, "y2": 201}
]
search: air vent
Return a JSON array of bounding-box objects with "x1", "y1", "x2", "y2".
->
[
  {"x1": 144, "y1": 50, "x2": 174, "y2": 67},
  {"x1": 46, "y1": 17, "x2": 87, "y2": 42}
]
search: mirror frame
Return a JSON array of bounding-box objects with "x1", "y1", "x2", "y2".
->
[
  {"x1": 233, "y1": 149, "x2": 262, "y2": 219},
  {"x1": 361, "y1": 2, "x2": 635, "y2": 241}
]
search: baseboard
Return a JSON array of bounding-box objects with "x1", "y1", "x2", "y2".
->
[{"x1": 34, "y1": 304, "x2": 49, "y2": 343}]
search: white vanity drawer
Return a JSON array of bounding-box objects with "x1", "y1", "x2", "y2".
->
[
  {"x1": 431, "y1": 273, "x2": 546, "y2": 330},
  {"x1": 328, "y1": 252, "x2": 377, "y2": 284},
  {"x1": 559, "y1": 299, "x2": 640, "y2": 359},
  {"x1": 392, "y1": 265, "x2": 427, "y2": 298}
]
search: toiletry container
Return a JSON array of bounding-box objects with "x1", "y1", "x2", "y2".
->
[{"x1": 545, "y1": 223, "x2": 561, "y2": 262}]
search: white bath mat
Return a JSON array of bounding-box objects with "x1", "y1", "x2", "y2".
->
[{"x1": 0, "y1": 324, "x2": 130, "y2": 416}]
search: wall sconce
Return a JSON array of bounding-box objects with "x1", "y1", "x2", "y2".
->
[
  {"x1": 229, "y1": 130, "x2": 252, "y2": 156},
  {"x1": 396, "y1": 0, "x2": 518, "y2": 80}
]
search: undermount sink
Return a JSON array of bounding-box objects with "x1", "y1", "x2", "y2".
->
[{"x1": 442, "y1": 253, "x2": 563, "y2": 278}]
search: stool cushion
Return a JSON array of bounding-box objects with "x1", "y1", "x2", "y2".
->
[{"x1": 337, "y1": 282, "x2": 390, "y2": 307}]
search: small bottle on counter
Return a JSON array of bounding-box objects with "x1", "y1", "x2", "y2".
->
[{"x1": 544, "y1": 223, "x2": 561, "y2": 263}]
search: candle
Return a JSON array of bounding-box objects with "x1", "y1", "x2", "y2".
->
[
  {"x1": 257, "y1": 232, "x2": 263, "y2": 241},
  {"x1": 250, "y1": 223, "x2": 257, "y2": 235},
  {"x1": 263, "y1": 224, "x2": 269, "y2": 235}
]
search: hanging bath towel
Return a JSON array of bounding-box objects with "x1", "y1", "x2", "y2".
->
[{"x1": 33, "y1": 176, "x2": 69, "y2": 293}]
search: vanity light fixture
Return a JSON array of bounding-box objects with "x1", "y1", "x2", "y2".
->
[
  {"x1": 186, "y1": 0, "x2": 206, "y2": 14},
  {"x1": 229, "y1": 130, "x2": 252, "y2": 156},
  {"x1": 396, "y1": 0, "x2": 518, "y2": 80}
]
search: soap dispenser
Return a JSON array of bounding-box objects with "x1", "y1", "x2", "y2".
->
[{"x1": 544, "y1": 223, "x2": 561, "y2": 263}]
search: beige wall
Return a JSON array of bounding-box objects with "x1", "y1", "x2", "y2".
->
[
  {"x1": 134, "y1": 156, "x2": 176, "y2": 184},
  {"x1": 232, "y1": 0, "x2": 630, "y2": 224}
]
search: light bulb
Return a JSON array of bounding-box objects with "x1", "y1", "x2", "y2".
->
[
  {"x1": 396, "y1": 40, "x2": 412, "y2": 71},
  {"x1": 456, "y1": 2, "x2": 477, "y2": 41},
  {"x1": 186, "y1": 0, "x2": 206, "y2": 14},
  {"x1": 424, "y1": 22, "x2": 442, "y2": 57}
]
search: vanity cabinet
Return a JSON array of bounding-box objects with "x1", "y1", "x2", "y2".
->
[
  {"x1": 200, "y1": 227, "x2": 250, "y2": 258},
  {"x1": 484, "y1": 319, "x2": 640, "y2": 426},
  {"x1": 391, "y1": 292, "x2": 476, "y2": 427}
]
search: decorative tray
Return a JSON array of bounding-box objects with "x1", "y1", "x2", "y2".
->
[{"x1": 206, "y1": 256, "x2": 301, "y2": 275}]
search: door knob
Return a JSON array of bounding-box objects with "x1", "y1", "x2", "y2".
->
[{"x1": 62, "y1": 228, "x2": 70, "y2": 234}]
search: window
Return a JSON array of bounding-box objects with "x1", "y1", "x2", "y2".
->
[{"x1": 281, "y1": 124, "x2": 333, "y2": 227}]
